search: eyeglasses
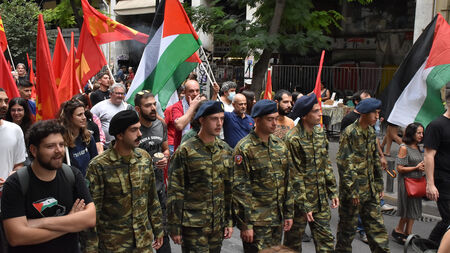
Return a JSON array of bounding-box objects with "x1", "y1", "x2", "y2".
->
[
  {"x1": 113, "y1": 92, "x2": 125, "y2": 96},
  {"x1": 137, "y1": 90, "x2": 151, "y2": 96},
  {"x1": 11, "y1": 108, "x2": 24, "y2": 113}
]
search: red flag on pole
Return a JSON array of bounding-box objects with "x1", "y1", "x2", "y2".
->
[
  {"x1": 81, "y1": 0, "x2": 149, "y2": 44},
  {"x1": 58, "y1": 32, "x2": 81, "y2": 103},
  {"x1": 263, "y1": 68, "x2": 273, "y2": 100},
  {"x1": 52, "y1": 27, "x2": 69, "y2": 87},
  {"x1": 0, "y1": 50, "x2": 20, "y2": 98},
  {"x1": 75, "y1": 21, "x2": 107, "y2": 87},
  {"x1": 36, "y1": 14, "x2": 59, "y2": 120},
  {"x1": 313, "y1": 50, "x2": 325, "y2": 127},
  {"x1": 0, "y1": 15, "x2": 8, "y2": 52}
]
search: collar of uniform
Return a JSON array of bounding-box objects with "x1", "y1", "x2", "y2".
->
[
  {"x1": 352, "y1": 120, "x2": 373, "y2": 137},
  {"x1": 194, "y1": 135, "x2": 221, "y2": 153},
  {"x1": 249, "y1": 129, "x2": 278, "y2": 147},
  {"x1": 296, "y1": 121, "x2": 317, "y2": 139},
  {"x1": 108, "y1": 147, "x2": 142, "y2": 164}
]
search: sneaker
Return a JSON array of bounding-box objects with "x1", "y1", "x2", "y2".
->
[
  {"x1": 302, "y1": 233, "x2": 312, "y2": 242},
  {"x1": 381, "y1": 203, "x2": 394, "y2": 211},
  {"x1": 359, "y1": 231, "x2": 368, "y2": 244}
]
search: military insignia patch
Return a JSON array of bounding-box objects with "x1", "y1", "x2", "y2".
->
[{"x1": 235, "y1": 155, "x2": 243, "y2": 165}]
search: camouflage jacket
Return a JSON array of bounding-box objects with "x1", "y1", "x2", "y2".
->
[
  {"x1": 336, "y1": 121, "x2": 384, "y2": 200},
  {"x1": 167, "y1": 135, "x2": 233, "y2": 236},
  {"x1": 85, "y1": 147, "x2": 163, "y2": 252},
  {"x1": 233, "y1": 130, "x2": 294, "y2": 230},
  {"x1": 285, "y1": 122, "x2": 337, "y2": 214}
]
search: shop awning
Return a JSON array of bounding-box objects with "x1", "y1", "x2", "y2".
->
[{"x1": 114, "y1": 0, "x2": 156, "y2": 15}]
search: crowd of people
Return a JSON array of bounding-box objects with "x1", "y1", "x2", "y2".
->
[{"x1": 0, "y1": 66, "x2": 449, "y2": 253}]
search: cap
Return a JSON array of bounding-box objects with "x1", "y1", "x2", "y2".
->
[
  {"x1": 355, "y1": 98, "x2": 382, "y2": 114},
  {"x1": 290, "y1": 93, "x2": 318, "y2": 119},
  {"x1": 251, "y1": 99, "x2": 277, "y2": 118},
  {"x1": 194, "y1": 101, "x2": 224, "y2": 120},
  {"x1": 109, "y1": 110, "x2": 140, "y2": 136}
]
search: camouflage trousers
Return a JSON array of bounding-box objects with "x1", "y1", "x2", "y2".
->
[
  {"x1": 335, "y1": 197, "x2": 390, "y2": 253},
  {"x1": 242, "y1": 225, "x2": 282, "y2": 253},
  {"x1": 181, "y1": 226, "x2": 224, "y2": 253},
  {"x1": 284, "y1": 205, "x2": 334, "y2": 253}
]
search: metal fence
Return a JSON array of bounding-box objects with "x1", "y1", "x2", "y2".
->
[{"x1": 272, "y1": 65, "x2": 398, "y2": 98}]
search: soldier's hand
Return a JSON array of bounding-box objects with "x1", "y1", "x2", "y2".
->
[
  {"x1": 305, "y1": 212, "x2": 314, "y2": 222},
  {"x1": 352, "y1": 198, "x2": 360, "y2": 206},
  {"x1": 155, "y1": 157, "x2": 168, "y2": 169},
  {"x1": 152, "y1": 236, "x2": 164, "y2": 249},
  {"x1": 331, "y1": 198, "x2": 339, "y2": 209},
  {"x1": 224, "y1": 227, "x2": 233, "y2": 239},
  {"x1": 379, "y1": 191, "x2": 384, "y2": 199},
  {"x1": 241, "y1": 229, "x2": 254, "y2": 243},
  {"x1": 171, "y1": 235, "x2": 182, "y2": 245},
  {"x1": 427, "y1": 183, "x2": 439, "y2": 201},
  {"x1": 284, "y1": 219, "x2": 293, "y2": 231}
]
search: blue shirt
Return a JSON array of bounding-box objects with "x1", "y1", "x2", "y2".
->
[
  {"x1": 28, "y1": 100, "x2": 36, "y2": 116},
  {"x1": 223, "y1": 111, "x2": 254, "y2": 148},
  {"x1": 69, "y1": 135, "x2": 98, "y2": 176}
]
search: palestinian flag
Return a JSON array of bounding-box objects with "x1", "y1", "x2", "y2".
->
[
  {"x1": 383, "y1": 13, "x2": 450, "y2": 128},
  {"x1": 125, "y1": 0, "x2": 201, "y2": 110}
]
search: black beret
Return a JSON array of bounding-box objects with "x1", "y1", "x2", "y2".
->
[
  {"x1": 194, "y1": 101, "x2": 224, "y2": 120},
  {"x1": 356, "y1": 98, "x2": 382, "y2": 114},
  {"x1": 251, "y1": 99, "x2": 278, "y2": 118},
  {"x1": 109, "y1": 110, "x2": 140, "y2": 136},
  {"x1": 290, "y1": 93, "x2": 318, "y2": 119}
]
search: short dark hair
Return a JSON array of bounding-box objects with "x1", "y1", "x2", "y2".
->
[
  {"x1": 134, "y1": 90, "x2": 155, "y2": 107},
  {"x1": 18, "y1": 79, "x2": 33, "y2": 88},
  {"x1": 27, "y1": 120, "x2": 65, "y2": 148},
  {"x1": 352, "y1": 90, "x2": 372, "y2": 104},
  {"x1": 402, "y1": 122, "x2": 424, "y2": 145},
  {"x1": 273, "y1": 89, "x2": 291, "y2": 102}
]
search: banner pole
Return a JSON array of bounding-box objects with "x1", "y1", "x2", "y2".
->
[
  {"x1": 199, "y1": 46, "x2": 217, "y2": 84},
  {"x1": 7, "y1": 45, "x2": 16, "y2": 72},
  {"x1": 105, "y1": 63, "x2": 114, "y2": 81}
]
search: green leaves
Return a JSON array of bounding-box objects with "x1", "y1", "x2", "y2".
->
[{"x1": 42, "y1": 0, "x2": 77, "y2": 28}]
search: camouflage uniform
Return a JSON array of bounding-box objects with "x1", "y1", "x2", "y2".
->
[
  {"x1": 335, "y1": 121, "x2": 389, "y2": 253},
  {"x1": 284, "y1": 123, "x2": 337, "y2": 253},
  {"x1": 233, "y1": 130, "x2": 294, "y2": 253},
  {"x1": 167, "y1": 135, "x2": 233, "y2": 253},
  {"x1": 85, "y1": 147, "x2": 163, "y2": 252}
]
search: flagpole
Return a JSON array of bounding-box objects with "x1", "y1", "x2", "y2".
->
[
  {"x1": 199, "y1": 46, "x2": 217, "y2": 84},
  {"x1": 105, "y1": 63, "x2": 114, "y2": 81},
  {"x1": 199, "y1": 62, "x2": 216, "y2": 91},
  {"x1": 6, "y1": 45, "x2": 16, "y2": 72}
]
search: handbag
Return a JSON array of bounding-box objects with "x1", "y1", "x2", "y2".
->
[{"x1": 404, "y1": 176, "x2": 426, "y2": 197}]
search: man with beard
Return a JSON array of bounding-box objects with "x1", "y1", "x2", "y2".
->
[
  {"x1": 273, "y1": 90, "x2": 294, "y2": 139},
  {"x1": 168, "y1": 101, "x2": 233, "y2": 252},
  {"x1": 0, "y1": 88, "x2": 27, "y2": 185},
  {"x1": 1, "y1": 120, "x2": 96, "y2": 252},
  {"x1": 223, "y1": 93, "x2": 254, "y2": 148},
  {"x1": 135, "y1": 91, "x2": 171, "y2": 253},
  {"x1": 85, "y1": 110, "x2": 163, "y2": 252}
]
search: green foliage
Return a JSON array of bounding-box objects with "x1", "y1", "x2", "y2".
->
[
  {"x1": 0, "y1": 0, "x2": 40, "y2": 64},
  {"x1": 42, "y1": 0, "x2": 77, "y2": 28}
]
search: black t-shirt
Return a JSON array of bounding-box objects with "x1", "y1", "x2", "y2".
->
[
  {"x1": 1, "y1": 166, "x2": 93, "y2": 252},
  {"x1": 341, "y1": 111, "x2": 360, "y2": 131},
  {"x1": 87, "y1": 119, "x2": 100, "y2": 143},
  {"x1": 424, "y1": 115, "x2": 450, "y2": 199},
  {"x1": 90, "y1": 89, "x2": 110, "y2": 106}
]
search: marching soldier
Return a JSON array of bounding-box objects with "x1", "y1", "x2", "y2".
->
[
  {"x1": 284, "y1": 93, "x2": 339, "y2": 253},
  {"x1": 335, "y1": 98, "x2": 390, "y2": 253},
  {"x1": 167, "y1": 101, "x2": 233, "y2": 252},
  {"x1": 233, "y1": 99, "x2": 294, "y2": 253}
]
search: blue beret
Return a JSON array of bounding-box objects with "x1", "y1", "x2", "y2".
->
[
  {"x1": 109, "y1": 110, "x2": 139, "y2": 136},
  {"x1": 356, "y1": 98, "x2": 382, "y2": 114},
  {"x1": 251, "y1": 99, "x2": 278, "y2": 118},
  {"x1": 194, "y1": 101, "x2": 224, "y2": 120},
  {"x1": 290, "y1": 93, "x2": 318, "y2": 119}
]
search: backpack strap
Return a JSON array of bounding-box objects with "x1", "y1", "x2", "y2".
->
[
  {"x1": 16, "y1": 166, "x2": 30, "y2": 196},
  {"x1": 61, "y1": 164, "x2": 75, "y2": 186}
]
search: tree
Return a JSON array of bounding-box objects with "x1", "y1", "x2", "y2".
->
[
  {"x1": 187, "y1": 0, "x2": 372, "y2": 96},
  {"x1": 0, "y1": 0, "x2": 40, "y2": 65}
]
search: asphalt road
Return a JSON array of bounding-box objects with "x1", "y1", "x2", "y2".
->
[{"x1": 167, "y1": 141, "x2": 440, "y2": 253}]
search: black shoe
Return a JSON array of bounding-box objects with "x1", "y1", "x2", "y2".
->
[
  {"x1": 302, "y1": 233, "x2": 311, "y2": 242},
  {"x1": 391, "y1": 230, "x2": 406, "y2": 245}
]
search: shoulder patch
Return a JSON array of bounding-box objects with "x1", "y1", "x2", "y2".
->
[{"x1": 235, "y1": 155, "x2": 243, "y2": 165}]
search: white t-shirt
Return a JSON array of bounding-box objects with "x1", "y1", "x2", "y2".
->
[
  {"x1": 219, "y1": 97, "x2": 234, "y2": 112},
  {"x1": 0, "y1": 120, "x2": 27, "y2": 180},
  {"x1": 91, "y1": 99, "x2": 128, "y2": 145}
]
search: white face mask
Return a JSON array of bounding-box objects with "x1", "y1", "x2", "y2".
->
[{"x1": 227, "y1": 92, "x2": 236, "y2": 101}]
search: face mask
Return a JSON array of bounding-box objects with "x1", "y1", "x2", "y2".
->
[{"x1": 227, "y1": 92, "x2": 236, "y2": 101}]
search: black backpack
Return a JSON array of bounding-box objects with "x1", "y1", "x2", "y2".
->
[{"x1": 16, "y1": 164, "x2": 75, "y2": 195}]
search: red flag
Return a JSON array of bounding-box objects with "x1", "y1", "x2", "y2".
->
[
  {"x1": 52, "y1": 27, "x2": 69, "y2": 87},
  {"x1": 313, "y1": 50, "x2": 325, "y2": 126},
  {"x1": 26, "y1": 53, "x2": 36, "y2": 99},
  {"x1": 0, "y1": 15, "x2": 7, "y2": 52},
  {"x1": 58, "y1": 32, "x2": 81, "y2": 103},
  {"x1": 75, "y1": 21, "x2": 107, "y2": 86},
  {"x1": 0, "y1": 50, "x2": 20, "y2": 98},
  {"x1": 263, "y1": 68, "x2": 273, "y2": 100},
  {"x1": 36, "y1": 14, "x2": 59, "y2": 120},
  {"x1": 81, "y1": 0, "x2": 149, "y2": 44}
]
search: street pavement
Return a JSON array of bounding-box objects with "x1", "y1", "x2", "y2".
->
[{"x1": 168, "y1": 140, "x2": 441, "y2": 253}]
